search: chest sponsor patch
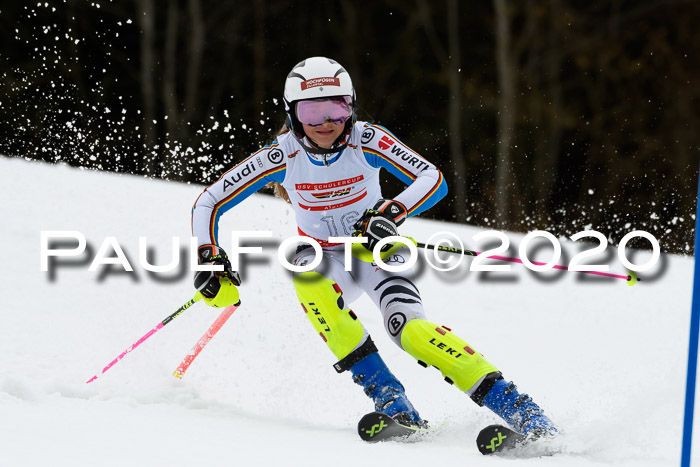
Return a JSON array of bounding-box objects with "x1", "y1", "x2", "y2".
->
[
  {"x1": 298, "y1": 190, "x2": 368, "y2": 211},
  {"x1": 295, "y1": 175, "x2": 364, "y2": 191},
  {"x1": 311, "y1": 188, "x2": 352, "y2": 199}
]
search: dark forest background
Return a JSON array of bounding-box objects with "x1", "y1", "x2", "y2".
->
[{"x1": 1, "y1": 0, "x2": 699, "y2": 254}]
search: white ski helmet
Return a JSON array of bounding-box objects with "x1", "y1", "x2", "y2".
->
[{"x1": 283, "y1": 57, "x2": 356, "y2": 152}]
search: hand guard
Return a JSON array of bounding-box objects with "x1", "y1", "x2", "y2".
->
[
  {"x1": 353, "y1": 199, "x2": 408, "y2": 252},
  {"x1": 194, "y1": 244, "x2": 241, "y2": 301}
]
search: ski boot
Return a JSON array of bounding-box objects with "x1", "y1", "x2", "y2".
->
[
  {"x1": 350, "y1": 350, "x2": 424, "y2": 427},
  {"x1": 479, "y1": 374, "x2": 558, "y2": 437}
]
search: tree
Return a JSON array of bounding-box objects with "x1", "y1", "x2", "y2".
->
[{"x1": 493, "y1": 0, "x2": 516, "y2": 227}]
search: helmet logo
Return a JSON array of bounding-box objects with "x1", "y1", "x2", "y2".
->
[{"x1": 301, "y1": 77, "x2": 340, "y2": 90}]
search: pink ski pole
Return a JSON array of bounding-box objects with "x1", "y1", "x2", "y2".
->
[
  {"x1": 173, "y1": 302, "x2": 239, "y2": 379},
  {"x1": 86, "y1": 293, "x2": 203, "y2": 383}
]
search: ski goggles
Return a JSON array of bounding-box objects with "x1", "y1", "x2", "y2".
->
[{"x1": 296, "y1": 96, "x2": 352, "y2": 127}]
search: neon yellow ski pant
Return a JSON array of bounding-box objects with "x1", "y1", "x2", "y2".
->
[
  {"x1": 292, "y1": 254, "x2": 498, "y2": 392},
  {"x1": 293, "y1": 271, "x2": 365, "y2": 360}
]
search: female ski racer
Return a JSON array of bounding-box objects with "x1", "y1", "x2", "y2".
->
[{"x1": 191, "y1": 57, "x2": 556, "y2": 437}]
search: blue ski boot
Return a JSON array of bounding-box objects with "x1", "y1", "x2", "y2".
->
[
  {"x1": 479, "y1": 374, "x2": 557, "y2": 437},
  {"x1": 350, "y1": 351, "x2": 423, "y2": 426}
]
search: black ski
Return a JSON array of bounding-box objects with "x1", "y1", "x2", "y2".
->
[
  {"x1": 357, "y1": 412, "x2": 435, "y2": 442},
  {"x1": 476, "y1": 424, "x2": 527, "y2": 455}
]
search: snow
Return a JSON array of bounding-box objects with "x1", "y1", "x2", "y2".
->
[{"x1": 0, "y1": 155, "x2": 697, "y2": 466}]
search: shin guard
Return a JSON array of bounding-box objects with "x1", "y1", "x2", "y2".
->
[
  {"x1": 400, "y1": 319, "x2": 499, "y2": 392},
  {"x1": 293, "y1": 272, "x2": 364, "y2": 360}
]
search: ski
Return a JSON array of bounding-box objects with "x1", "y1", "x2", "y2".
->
[
  {"x1": 357, "y1": 412, "x2": 436, "y2": 442},
  {"x1": 476, "y1": 424, "x2": 527, "y2": 455}
]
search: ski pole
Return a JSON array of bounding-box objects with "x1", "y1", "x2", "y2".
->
[
  {"x1": 86, "y1": 292, "x2": 203, "y2": 383},
  {"x1": 413, "y1": 240, "x2": 640, "y2": 286},
  {"x1": 173, "y1": 302, "x2": 239, "y2": 379}
]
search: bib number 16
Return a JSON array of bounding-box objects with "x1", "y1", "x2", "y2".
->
[{"x1": 320, "y1": 211, "x2": 361, "y2": 237}]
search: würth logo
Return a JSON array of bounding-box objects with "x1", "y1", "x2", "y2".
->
[
  {"x1": 301, "y1": 77, "x2": 340, "y2": 90},
  {"x1": 378, "y1": 135, "x2": 395, "y2": 150}
]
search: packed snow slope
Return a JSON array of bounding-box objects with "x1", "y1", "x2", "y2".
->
[{"x1": 0, "y1": 155, "x2": 697, "y2": 466}]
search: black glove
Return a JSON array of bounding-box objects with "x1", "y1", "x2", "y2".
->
[
  {"x1": 193, "y1": 244, "x2": 241, "y2": 299},
  {"x1": 353, "y1": 199, "x2": 408, "y2": 252}
]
